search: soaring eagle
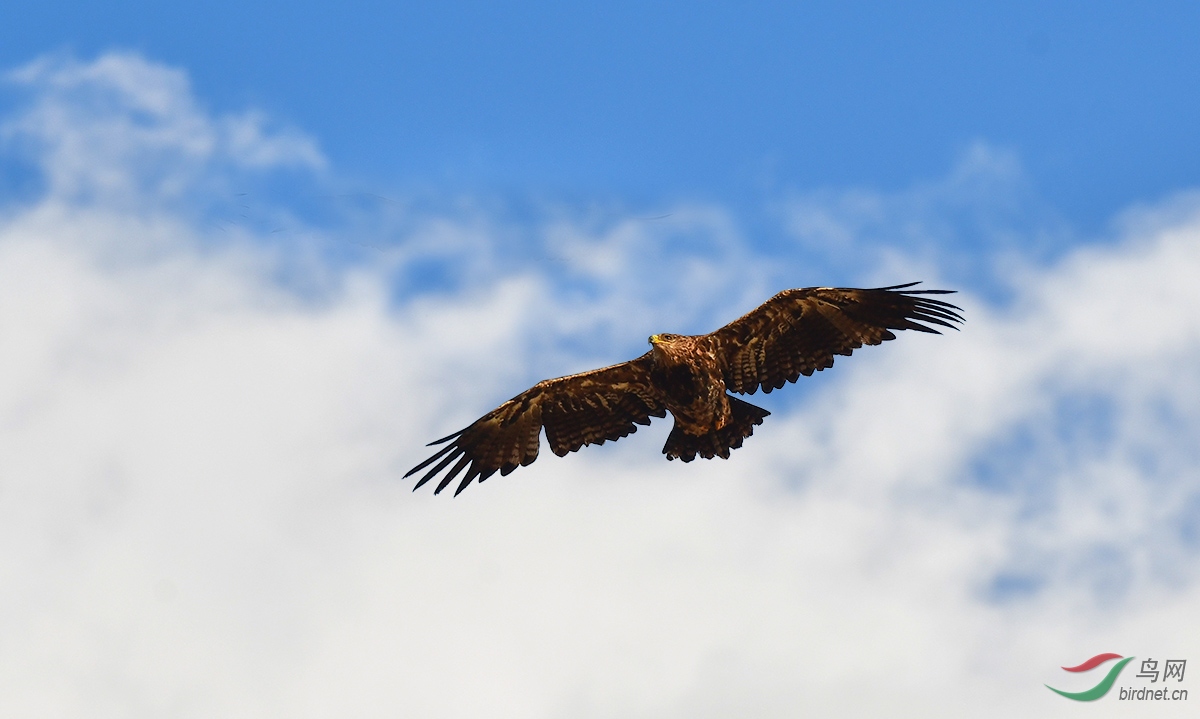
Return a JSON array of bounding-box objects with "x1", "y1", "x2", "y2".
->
[{"x1": 408, "y1": 282, "x2": 962, "y2": 495}]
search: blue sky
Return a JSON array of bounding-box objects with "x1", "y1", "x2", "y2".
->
[
  {"x1": 2, "y1": 5, "x2": 1200, "y2": 717},
  {"x1": 5, "y1": 1, "x2": 1199, "y2": 232}
]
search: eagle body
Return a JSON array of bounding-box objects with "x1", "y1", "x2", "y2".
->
[
  {"x1": 407, "y1": 283, "x2": 963, "y2": 495},
  {"x1": 648, "y1": 333, "x2": 731, "y2": 434}
]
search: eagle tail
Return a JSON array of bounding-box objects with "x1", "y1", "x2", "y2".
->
[{"x1": 663, "y1": 396, "x2": 770, "y2": 462}]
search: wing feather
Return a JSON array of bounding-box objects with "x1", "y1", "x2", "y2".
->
[
  {"x1": 708, "y1": 283, "x2": 963, "y2": 395},
  {"x1": 407, "y1": 353, "x2": 666, "y2": 495}
]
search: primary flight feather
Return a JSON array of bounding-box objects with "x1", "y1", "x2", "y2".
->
[{"x1": 407, "y1": 282, "x2": 963, "y2": 495}]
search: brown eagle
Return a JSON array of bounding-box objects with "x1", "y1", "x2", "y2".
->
[{"x1": 408, "y1": 282, "x2": 962, "y2": 495}]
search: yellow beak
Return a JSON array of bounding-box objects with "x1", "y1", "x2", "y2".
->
[{"x1": 649, "y1": 334, "x2": 662, "y2": 345}]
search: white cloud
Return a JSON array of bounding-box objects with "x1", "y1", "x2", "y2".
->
[
  {"x1": 3, "y1": 52, "x2": 324, "y2": 208},
  {"x1": 777, "y1": 141, "x2": 1074, "y2": 294},
  {"x1": 1, "y1": 52, "x2": 1198, "y2": 717}
]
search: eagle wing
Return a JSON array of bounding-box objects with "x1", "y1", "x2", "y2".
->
[
  {"x1": 707, "y1": 282, "x2": 963, "y2": 394},
  {"x1": 406, "y1": 353, "x2": 667, "y2": 496}
]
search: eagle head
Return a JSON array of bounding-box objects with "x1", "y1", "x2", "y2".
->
[
  {"x1": 648, "y1": 333, "x2": 689, "y2": 363},
  {"x1": 648, "y1": 333, "x2": 683, "y2": 346}
]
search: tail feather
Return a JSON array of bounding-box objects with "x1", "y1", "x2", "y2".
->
[{"x1": 663, "y1": 396, "x2": 770, "y2": 462}]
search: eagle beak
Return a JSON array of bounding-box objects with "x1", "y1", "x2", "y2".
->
[{"x1": 649, "y1": 334, "x2": 661, "y2": 345}]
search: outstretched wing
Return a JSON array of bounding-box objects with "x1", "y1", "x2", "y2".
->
[
  {"x1": 708, "y1": 282, "x2": 963, "y2": 394},
  {"x1": 406, "y1": 353, "x2": 667, "y2": 496}
]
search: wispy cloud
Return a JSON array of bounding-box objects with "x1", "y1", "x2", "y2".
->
[
  {"x1": 1, "y1": 52, "x2": 1197, "y2": 717},
  {"x1": 3, "y1": 52, "x2": 324, "y2": 209},
  {"x1": 777, "y1": 142, "x2": 1075, "y2": 299}
]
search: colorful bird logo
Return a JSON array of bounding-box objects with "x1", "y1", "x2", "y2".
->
[{"x1": 1046, "y1": 653, "x2": 1134, "y2": 701}]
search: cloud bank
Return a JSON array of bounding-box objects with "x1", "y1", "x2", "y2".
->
[{"x1": 1, "y1": 53, "x2": 1197, "y2": 717}]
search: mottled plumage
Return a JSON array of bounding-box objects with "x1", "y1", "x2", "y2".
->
[{"x1": 407, "y1": 282, "x2": 963, "y2": 495}]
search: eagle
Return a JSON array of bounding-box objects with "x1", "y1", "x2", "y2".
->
[{"x1": 407, "y1": 282, "x2": 962, "y2": 495}]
